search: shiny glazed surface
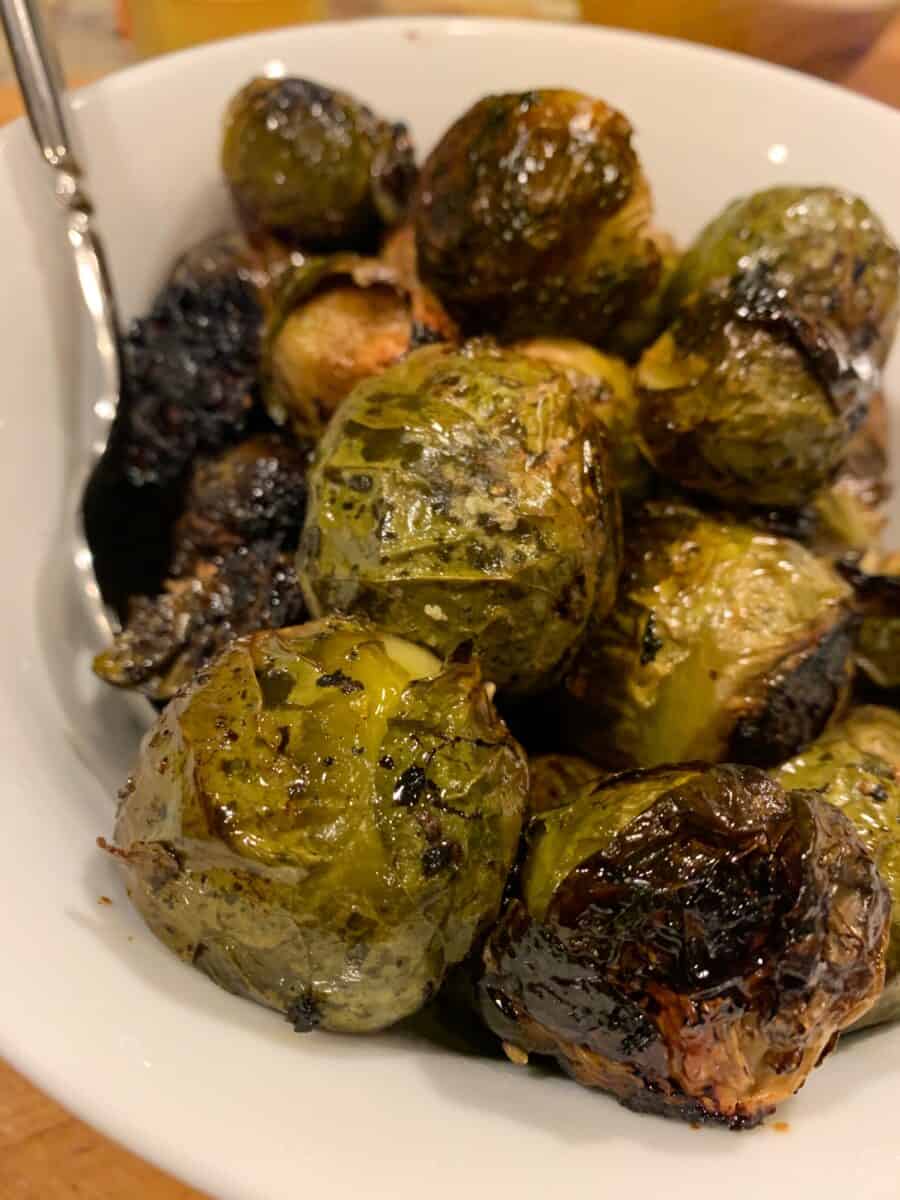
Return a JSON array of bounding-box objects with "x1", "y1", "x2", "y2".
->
[{"x1": 2, "y1": 19, "x2": 900, "y2": 1200}]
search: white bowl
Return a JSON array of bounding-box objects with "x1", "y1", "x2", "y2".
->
[{"x1": 1, "y1": 17, "x2": 899, "y2": 1200}]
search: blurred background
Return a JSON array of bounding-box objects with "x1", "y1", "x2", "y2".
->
[{"x1": 0, "y1": 0, "x2": 897, "y2": 88}]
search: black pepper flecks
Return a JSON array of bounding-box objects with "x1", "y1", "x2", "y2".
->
[{"x1": 316, "y1": 670, "x2": 365, "y2": 694}]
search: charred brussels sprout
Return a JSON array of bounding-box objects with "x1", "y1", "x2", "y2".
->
[
  {"x1": 514, "y1": 338, "x2": 653, "y2": 504},
  {"x1": 221, "y1": 77, "x2": 416, "y2": 248},
  {"x1": 110, "y1": 618, "x2": 528, "y2": 1033},
  {"x1": 637, "y1": 187, "x2": 900, "y2": 508},
  {"x1": 562, "y1": 501, "x2": 854, "y2": 769},
  {"x1": 667, "y1": 186, "x2": 900, "y2": 365},
  {"x1": 414, "y1": 90, "x2": 662, "y2": 342},
  {"x1": 777, "y1": 706, "x2": 900, "y2": 1030},
  {"x1": 528, "y1": 754, "x2": 601, "y2": 816},
  {"x1": 263, "y1": 252, "x2": 456, "y2": 435},
  {"x1": 480, "y1": 764, "x2": 889, "y2": 1128},
  {"x1": 94, "y1": 436, "x2": 310, "y2": 702},
  {"x1": 298, "y1": 343, "x2": 621, "y2": 696}
]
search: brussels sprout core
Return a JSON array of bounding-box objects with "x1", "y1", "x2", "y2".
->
[{"x1": 111, "y1": 618, "x2": 528, "y2": 1033}]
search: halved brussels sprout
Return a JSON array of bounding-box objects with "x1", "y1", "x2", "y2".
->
[
  {"x1": 298, "y1": 342, "x2": 622, "y2": 697},
  {"x1": 263, "y1": 251, "x2": 456, "y2": 435},
  {"x1": 562, "y1": 500, "x2": 854, "y2": 769},
  {"x1": 480, "y1": 764, "x2": 889, "y2": 1128},
  {"x1": 221, "y1": 77, "x2": 416, "y2": 248},
  {"x1": 109, "y1": 617, "x2": 528, "y2": 1033},
  {"x1": 414, "y1": 90, "x2": 662, "y2": 342},
  {"x1": 636, "y1": 187, "x2": 900, "y2": 508},
  {"x1": 777, "y1": 706, "x2": 900, "y2": 1030},
  {"x1": 513, "y1": 338, "x2": 653, "y2": 504}
]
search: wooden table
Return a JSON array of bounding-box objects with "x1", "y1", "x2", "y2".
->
[{"x1": 1, "y1": 9, "x2": 899, "y2": 1199}]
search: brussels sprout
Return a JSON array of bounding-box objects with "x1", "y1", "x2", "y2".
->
[
  {"x1": 839, "y1": 554, "x2": 900, "y2": 691},
  {"x1": 513, "y1": 338, "x2": 653, "y2": 504},
  {"x1": 636, "y1": 288, "x2": 851, "y2": 508},
  {"x1": 109, "y1": 618, "x2": 528, "y2": 1033},
  {"x1": 636, "y1": 187, "x2": 900, "y2": 508},
  {"x1": 94, "y1": 435, "x2": 310, "y2": 701},
  {"x1": 414, "y1": 90, "x2": 662, "y2": 342},
  {"x1": 263, "y1": 252, "x2": 456, "y2": 435},
  {"x1": 298, "y1": 342, "x2": 621, "y2": 697},
  {"x1": 562, "y1": 501, "x2": 854, "y2": 769},
  {"x1": 777, "y1": 706, "x2": 900, "y2": 1030},
  {"x1": 480, "y1": 764, "x2": 890, "y2": 1128},
  {"x1": 221, "y1": 77, "x2": 416, "y2": 248},
  {"x1": 528, "y1": 754, "x2": 601, "y2": 816},
  {"x1": 667, "y1": 186, "x2": 900, "y2": 367}
]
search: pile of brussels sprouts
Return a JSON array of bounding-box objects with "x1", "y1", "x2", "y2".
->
[{"x1": 92, "y1": 75, "x2": 900, "y2": 1131}]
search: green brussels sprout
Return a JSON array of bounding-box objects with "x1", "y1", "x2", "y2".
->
[
  {"x1": 414, "y1": 90, "x2": 662, "y2": 343},
  {"x1": 221, "y1": 77, "x2": 416, "y2": 249},
  {"x1": 480, "y1": 764, "x2": 890, "y2": 1128},
  {"x1": 838, "y1": 554, "x2": 900, "y2": 691},
  {"x1": 636, "y1": 290, "x2": 849, "y2": 507},
  {"x1": 297, "y1": 342, "x2": 622, "y2": 697},
  {"x1": 263, "y1": 251, "x2": 457, "y2": 435},
  {"x1": 777, "y1": 706, "x2": 900, "y2": 1030},
  {"x1": 561, "y1": 500, "x2": 854, "y2": 769},
  {"x1": 636, "y1": 187, "x2": 900, "y2": 508},
  {"x1": 528, "y1": 753, "x2": 601, "y2": 816},
  {"x1": 513, "y1": 338, "x2": 653, "y2": 504},
  {"x1": 109, "y1": 617, "x2": 528, "y2": 1033},
  {"x1": 667, "y1": 186, "x2": 900, "y2": 366}
]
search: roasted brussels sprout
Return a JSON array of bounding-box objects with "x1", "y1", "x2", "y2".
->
[
  {"x1": 297, "y1": 342, "x2": 621, "y2": 696},
  {"x1": 514, "y1": 338, "x2": 653, "y2": 503},
  {"x1": 263, "y1": 252, "x2": 456, "y2": 435},
  {"x1": 528, "y1": 754, "x2": 601, "y2": 816},
  {"x1": 838, "y1": 554, "x2": 900, "y2": 691},
  {"x1": 82, "y1": 271, "x2": 265, "y2": 618},
  {"x1": 221, "y1": 77, "x2": 416, "y2": 249},
  {"x1": 414, "y1": 90, "x2": 662, "y2": 342},
  {"x1": 636, "y1": 288, "x2": 850, "y2": 507},
  {"x1": 666, "y1": 186, "x2": 900, "y2": 367},
  {"x1": 94, "y1": 436, "x2": 310, "y2": 701},
  {"x1": 636, "y1": 187, "x2": 900, "y2": 508},
  {"x1": 777, "y1": 706, "x2": 900, "y2": 1030},
  {"x1": 93, "y1": 543, "x2": 307, "y2": 702},
  {"x1": 480, "y1": 764, "x2": 890, "y2": 1128},
  {"x1": 562, "y1": 501, "x2": 854, "y2": 769},
  {"x1": 109, "y1": 617, "x2": 528, "y2": 1032}
]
